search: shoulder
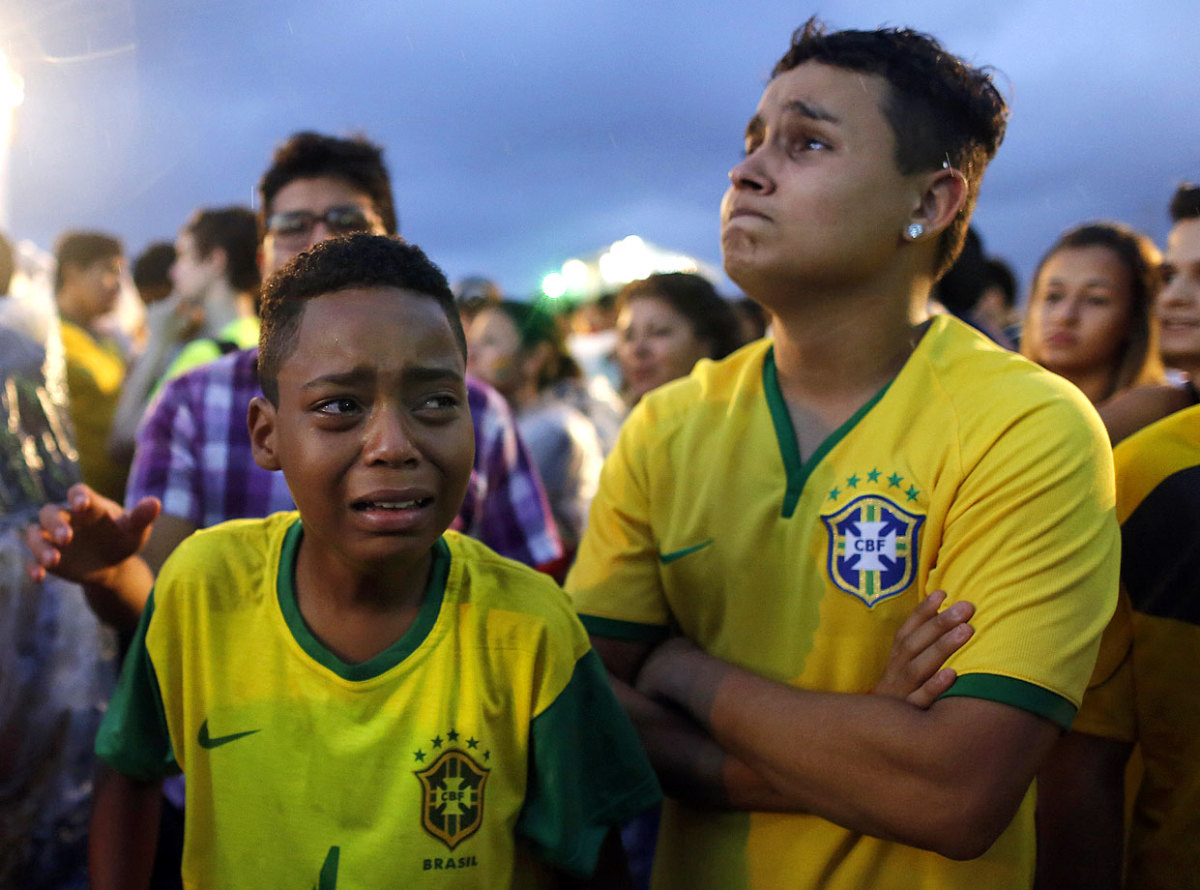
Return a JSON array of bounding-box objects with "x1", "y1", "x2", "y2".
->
[
  {"x1": 157, "y1": 512, "x2": 296, "y2": 604},
  {"x1": 1113, "y1": 403, "x2": 1200, "y2": 520},
  {"x1": 444, "y1": 531, "x2": 586, "y2": 643},
  {"x1": 629, "y1": 339, "x2": 771, "y2": 439},
  {"x1": 917, "y1": 315, "x2": 1107, "y2": 453}
]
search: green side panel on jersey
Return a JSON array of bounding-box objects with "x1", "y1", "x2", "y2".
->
[
  {"x1": 277, "y1": 520, "x2": 450, "y2": 681},
  {"x1": 762, "y1": 347, "x2": 893, "y2": 519},
  {"x1": 940, "y1": 673, "x2": 1077, "y2": 729},
  {"x1": 517, "y1": 649, "x2": 662, "y2": 876},
  {"x1": 94, "y1": 590, "x2": 181, "y2": 780},
  {"x1": 578, "y1": 613, "x2": 670, "y2": 644}
]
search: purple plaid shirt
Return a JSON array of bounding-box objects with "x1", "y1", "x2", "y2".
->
[{"x1": 126, "y1": 347, "x2": 562, "y2": 567}]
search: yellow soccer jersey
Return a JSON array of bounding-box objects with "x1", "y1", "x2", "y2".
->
[
  {"x1": 97, "y1": 514, "x2": 660, "y2": 889},
  {"x1": 59, "y1": 319, "x2": 127, "y2": 502},
  {"x1": 1072, "y1": 404, "x2": 1200, "y2": 890},
  {"x1": 568, "y1": 315, "x2": 1119, "y2": 890}
]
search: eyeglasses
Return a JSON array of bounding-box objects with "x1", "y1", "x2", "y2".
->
[{"x1": 265, "y1": 206, "x2": 378, "y2": 246}]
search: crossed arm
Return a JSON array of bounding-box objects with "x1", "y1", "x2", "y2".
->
[{"x1": 596, "y1": 592, "x2": 1062, "y2": 861}]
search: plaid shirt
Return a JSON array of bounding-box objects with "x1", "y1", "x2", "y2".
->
[{"x1": 126, "y1": 347, "x2": 562, "y2": 568}]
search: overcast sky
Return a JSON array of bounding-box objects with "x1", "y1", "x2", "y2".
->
[{"x1": 3, "y1": 0, "x2": 1198, "y2": 301}]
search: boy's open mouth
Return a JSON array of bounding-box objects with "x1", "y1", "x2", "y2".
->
[{"x1": 351, "y1": 498, "x2": 433, "y2": 511}]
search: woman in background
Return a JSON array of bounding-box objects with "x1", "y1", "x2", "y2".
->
[
  {"x1": 467, "y1": 301, "x2": 604, "y2": 560},
  {"x1": 1020, "y1": 222, "x2": 1164, "y2": 420},
  {"x1": 615, "y1": 272, "x2": 743, "y2": 407}
]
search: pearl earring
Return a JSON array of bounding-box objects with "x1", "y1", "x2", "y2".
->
[{"x1": 905, "y1": 223, "x2": 924, "y2": 241}]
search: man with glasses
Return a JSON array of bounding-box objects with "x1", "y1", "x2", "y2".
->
[{"x1": 27, "y1": 131, "x2": 563, "y2": 629}]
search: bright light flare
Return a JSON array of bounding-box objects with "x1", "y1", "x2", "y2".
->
[
  {"x1": 541, "y1": 272, "x2": 566, "y2": 299},
  {"x1": 0, "y1": 51, "x2": 24, "y2": 110}
]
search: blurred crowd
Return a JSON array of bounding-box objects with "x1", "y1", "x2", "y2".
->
[{"x1": 1, "y1": 92, "x2": 1198, "y2": 887}]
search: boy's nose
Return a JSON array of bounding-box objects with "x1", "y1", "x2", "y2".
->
[{"x1": 363, "y1": 408, "x2": 420, "y2": 466}]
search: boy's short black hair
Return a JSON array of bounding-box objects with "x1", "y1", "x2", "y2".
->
[
  {"x1": 257, "y1": 234, "x2": 465, "y2": 404},
  {"x1": 773, "y1": 18, "x2": 1008, "y2": 277},
  {"x1": 187, "y1": 206, "x2": 262, "y2": 294},
  {"x1": 54, "y1": 231, "x2": 123, "y2": 292},
  {"x1": 257, "y1": 132, "x2": 397, "y2": 236},
  {"x1": 132, "y1": 241, "x2": 176, "y2": 293},
  {"x1": 1169, "y1": 183, "x2": 1200, "y2": 223}
]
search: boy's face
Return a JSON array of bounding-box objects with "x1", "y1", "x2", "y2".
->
[
  {"x1": 720, "y1": 62, "x2": 920, "y2": 300},
  {"x1": 64, "y1": 254, "x2": 123, "y2": 321},
  {"x1": 1158, "y1": 218, "x2": 1200, "y2": 366},
  {"x1": 249, "y1": 286, "x2": 474, "y2": 575},
  {"x1": 260, "y1": 176, "x2": 386, "y2": 276}
]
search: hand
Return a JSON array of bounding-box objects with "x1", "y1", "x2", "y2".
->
[
  {"x1": 872, "y1": 590, "x2": 974, "y2": 708},
  {"x1": 25, "y1": 483, "x2": 161, "y2": 588}
]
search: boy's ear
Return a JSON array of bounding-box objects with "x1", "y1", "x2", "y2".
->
[
  {"x1": 247, "y1": 395, "x2": 282, "y2": 471},
  {"x1": 909, "y1": 167, "x2": 969, "y2": 237}
]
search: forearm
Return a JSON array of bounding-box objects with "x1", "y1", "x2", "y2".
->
[
  {"x1": 613, "y1": 674, "x2": 810, "y2": 812},
  {"x1": 653, "y1": 648, "x2": 1055, "y2": 858},
  {"x1": 81, "y1": 554, "x2": 154, "y2": 630},
  {"x1": 1035, "y1": 731, "x2": 1130, "y2": 890},
  {"x1": 89, "y1": 768, "x2": 163, "y2": 890}
]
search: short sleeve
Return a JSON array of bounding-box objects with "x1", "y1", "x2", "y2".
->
[
  {"x1": 516, "y1": 649, "x2": 661, "y2": 875},
  {"x1": 94, "y1": 592, "x2": 180, "y2": 780},
  {"x1": 126, "y1": 375, "x2": 203, "y2": 524},
  {"x1": 933, "y1": 390, "x2": 1120, "y2": 728},
  {"x1": 566, "y1": 406, "x2": 672, "y2": 642},
  {"x1": 1070, "y1": 585, "x2": 1136, "y2": 741}
]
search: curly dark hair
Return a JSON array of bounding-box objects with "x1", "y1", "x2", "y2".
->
[
  {"x1": 617, "y1": 273, "x2": 743, "y2": 360},
  {"x1": 257, "y1": 234, "x2": 464, "y2": 404},
  {"x1": 257, "y1": 131, "x2": 398, "y2": 236},
  {"x1": 186, "y1": 206, "x2": 262, "y2": 294},
  {"x1": 773, "y1": 18, "x2": 1009, "y2": 278}
]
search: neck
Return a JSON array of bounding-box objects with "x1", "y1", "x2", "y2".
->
[
  {"x1": 1066, "y1": 366, "x2": 1119, "y2": 406},
  {"x1": 766, "y1": 277, "x2": 930, "y2": 410},
  {"x1": 202, "y1": 281, "x2": 252, "y2": 337}
]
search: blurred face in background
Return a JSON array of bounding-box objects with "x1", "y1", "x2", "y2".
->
[
  {"x1": 616, "y1": 295, "x2": 712, "y2": 404},
  {"x1": 62, "y1": 255, "x2": 123, "y2": 324},
  {"x1": 260, "y1": 176, "x2": 386, "y2": 276},
  {"x1": 170, "y1": 230, "x2": 219, "y2": 302},
  {"x1": 1157, "y1": 218, "x2": 1200, "y2": 371},
  {"x1": 1024, "y1": 245, "x2": 1133, "y2": 386},
  {"x1": 466, "y1": 307, "x2": 525, "y2": 399}
]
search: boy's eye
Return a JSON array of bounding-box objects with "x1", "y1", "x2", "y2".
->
[
  {"x1": 417, "y1": 393, "x2": 461, "y2": 413},
  {"x1": 315, "y1": 397, "x2": 360, "y2": 416}
]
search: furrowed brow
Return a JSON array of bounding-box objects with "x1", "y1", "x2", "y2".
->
[{"x1": 783, "y1": 99, "x2": 840, "y2": 125}]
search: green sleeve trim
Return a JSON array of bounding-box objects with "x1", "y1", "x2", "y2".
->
[
  {"x1": 939, "y1": 673, "x2": 1077, "y2": 730},
  {"x1": 763, "y1": 347, "x2": 893, "y2": 519},
  {"x1": 517, "y1": 649, "x2": 662, "y2": 876},
  {"x1": 277, "y1": 520, "x2": 450, "y2": 680},
  {"x1": 94, "y1": 591, "x2": 180, "y2": 779},
  {"x1": 578, "y1": 613, "x2": 670, "y2": 644}
]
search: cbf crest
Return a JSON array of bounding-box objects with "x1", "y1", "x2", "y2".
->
[
  {"x1": 415, "y1": 745, "x2": 490, "y2": 849},
  {"x1": 822, "y1": 494, "x2": 924, "y2": 607}
]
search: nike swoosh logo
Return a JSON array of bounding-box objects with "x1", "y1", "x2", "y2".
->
[
  {"x1": 198, "y1": 719, "x2": 260, "y2": 750},
  {"x1": 659, "y1": 539, "x2": 714, "y2": 564}
]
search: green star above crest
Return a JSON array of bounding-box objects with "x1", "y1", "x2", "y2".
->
[
  {"x1": 906, "y1": 485, "x2": 920, "y2": 503},
  {"x1": 867, "y1": 468, "x2": 881, "y2": 483},
  {"x1": 828, "y1": 487, "x2": 841, "y2": 501},
  {"x1": 414, "y1": 749, "x2": 426, "y2": 763},
  {"x1": 467, "y1": 737, "x2": 479, "y2": 749},
  {"x1": 447, "y1": 729, "x2": 459, "y2": 742},
  {"x1": 888, "y1": 472, "x2": 903, "y2": 488},
  {"x1": 846, "y1": 473, "x2": 860, "y2": 488},
  {"x1": 432, "y1": 735, "x2": 443, "y2": 748}
]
